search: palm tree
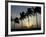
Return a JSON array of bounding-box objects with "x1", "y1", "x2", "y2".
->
[
  {"x1": 11, "y1": 17, "x2": 13, "y2": 21},
  {"x1": 26, "y1": 8, "x2": 34, "y2": 26},
  {"x1": 14, "y1": 17, "x2": 19, "y2": 30},
  {"x1": 20, "y1": 11, "x2": 26, "y2": 29},
  {"x1": 34, "y1": 7, "x2": 41, "y2": 28},
  {"x1": 14, "y1": 17, "x2": 19, "y2": 23},
  {"x1": 20, "y1": 12, "x2": 23, "y2": 29}
]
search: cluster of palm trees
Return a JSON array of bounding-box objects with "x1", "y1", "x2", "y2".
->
[{"x1": 11, "y1": 7, "x2": 41, "y2": 29}]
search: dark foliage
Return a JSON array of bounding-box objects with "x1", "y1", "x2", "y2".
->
[
  {"x1": 34, "y1": 7, "x2": 41, "y2": 14},
  {"x1": 14, "y1": 17, "x2": 19, "y2": 24},
  {"x1": 20, "y1": 11, "x2": 26, "y2": 20}
]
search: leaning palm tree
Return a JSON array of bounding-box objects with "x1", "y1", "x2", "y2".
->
[{"x1": 34, "y1": 7, "x2": 41, "y2": 28}]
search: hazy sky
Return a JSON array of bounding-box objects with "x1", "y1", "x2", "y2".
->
[{"x1": 11, "y1": 5, "x2": 35, "y2": 19}]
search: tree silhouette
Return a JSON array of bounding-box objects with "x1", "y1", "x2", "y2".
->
[
  {"x1": 20, "y1": 11, "x2": 26, "y2": 28},
  {"x1": 13, "y1": 7, "x2": 41, "y2": 30},
  {"x1": 34, "y1": 7, "x2": 41, "y2": 28},
  {"x1": 11, "y1": 17, "x2": 13, "y2": 21},
  {"x1": 14, "y1": 17, "x2": 19, "y2": 24},
  {"x1": 11, "y1": 16, "x2": 14, "y2": 21},
  {"x1": 35, "y1": 7, "x2": 41, "y2": 14},
  {"x1": 26, "y1": 8, "x2": 34, "y2": 26},
  {"x1": 14, "y1": 17, "x2": 19, "y2": 30},
  {"x1": 26, "y1": 8, "x2": 33, "y2": 16}
]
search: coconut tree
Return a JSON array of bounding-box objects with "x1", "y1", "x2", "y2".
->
[
  {"x1": 11, "y1": 17, "x2": 13, "y2": 21},
  {"x1": 26, "y1": 8, "x2": 34, "y2": 26},
  {"x1": 14, "y1": 17, "x2": 19, "y2": 24},
  {"x1": 14, "y1": 17, "x2": 19, "y2": 30},
  {"x1": 34, "y1": 7, "x2": 41, "y2": 28},
  {"x1": 20, "y1": 11, "x2": 26, "y2": 29}
]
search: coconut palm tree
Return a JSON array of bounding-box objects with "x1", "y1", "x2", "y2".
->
[
  {"x1": 20, "y1": 11, "x2": 26, "y2": 29},
  {"x1": 35, "y1": 7, "x2": 41, "y2": 14},
  {"x1": 14, "y1": 17, "x2": 19, "y2": 30},
  {"x1": 34, "y1": 7, "x2": 41, "y2": 28},
  {"x1": 26, "y1": 8, "x2": 34, "y2": 26},
  {"x1": 11, "y1": 17, "x2": 13, "y2": 21},
  {"x1": 14, "y1": 17, "x2": 19, "y2": 23}
]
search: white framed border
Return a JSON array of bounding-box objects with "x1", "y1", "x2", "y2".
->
[{"x1": 8, "y1": 2, "x2": 44, "y2": 35}]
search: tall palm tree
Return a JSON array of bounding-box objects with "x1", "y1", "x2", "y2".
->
[
  {"x1": 26, "y1": 8, "x2": 34, "y2": 26},
  {"x1": 20, "y1": 11, "x2": 26, "y2": 29},
  {"x1": 20, "y1": 12, "x2": 23, "y2": 29},
  {"x1": 34, "y1": 7, "x2": 41, "y2": 28}
]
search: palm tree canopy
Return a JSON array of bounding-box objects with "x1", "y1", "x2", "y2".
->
[
  {"x1": 14, "y1": 17, "x2": 19, "y2": 23},
  {"x1": 26, "y1": 8, "x2": 34, "y2": 16},
  {"x1": 34, "y1": 7, "x2": 41, "y2": 14},
  {"x1": 20, "y1": 11, "x2": 26, "y2": 19}
]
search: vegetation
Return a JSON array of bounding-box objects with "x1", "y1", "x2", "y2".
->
[{"x1": 11, "y1": 7, "x2": 41, "y2": 30}]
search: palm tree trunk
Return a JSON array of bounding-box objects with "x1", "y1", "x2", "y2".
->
[
  {"x1": 28, "y1": 16, "x2": 29, "y2": 28},
  {"x1": 21, "y1": 20, "x2": 23, "y2": 29},
  {"x1": 14, "y1": 21, "x2": 15, "y2": 30},
  {"x1": 36, "y1": 13, "x2": 38, "y2": 28}
]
